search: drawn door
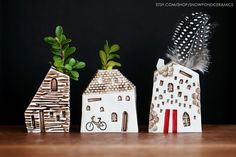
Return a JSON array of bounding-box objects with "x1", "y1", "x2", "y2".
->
[
  {"x1": 122, "y1": 111, "x2": 128, "y2": 131},
  {"x1": 39, "y1": 110, "x2": 45, "y2": 133}
]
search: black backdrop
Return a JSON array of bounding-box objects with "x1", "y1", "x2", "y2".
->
[{"x1": 0, "y1": 0, "x2": 235, "y2": 126}]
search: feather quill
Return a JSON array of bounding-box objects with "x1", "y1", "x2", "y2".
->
[{"x1": 167, "y1": 12, "x2": 213, "y2": 73}]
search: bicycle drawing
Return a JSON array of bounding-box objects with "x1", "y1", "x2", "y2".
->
[{"x1": 86, "y1": 116, "x2": 107, "y2": 131}]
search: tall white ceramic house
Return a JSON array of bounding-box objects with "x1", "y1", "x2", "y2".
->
[
  {"x1": 80, "y1": 69, "x2": 138, "y2": 133},
  {"x1": 149, "y1": 59, "x2": 202, "y2": 133}
]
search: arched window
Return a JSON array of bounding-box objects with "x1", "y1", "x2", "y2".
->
[
  {"x1": 111, "y1": 112, "x2": 117, "y2": 122},
  {"x1": 183, "y1": 112, "x2": 190, "y2": 127},
  {"x1": 167, "y1": 83, "x2": 174, "y2": 92},
  {"x1": 118, "y1": 96, "x2": 122, "y2": 101},
  {"x1": 126, "y1": 96, "x2": 130, "y2": 101},
  {"x1": 51, "y1": 78, "x2": 58, "y2": 91},
  {"x1": 100, "y1": 107, "x2": 104, "y2": 112},
  {"x1": 86, "y1": 105, "x2": 90, "y2": 111}
]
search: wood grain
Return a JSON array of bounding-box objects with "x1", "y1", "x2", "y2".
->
[{"x1": 0, "y1": 125, "x2": 236, "y2": 157}]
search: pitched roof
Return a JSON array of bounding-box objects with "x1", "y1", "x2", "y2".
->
[{"x1": 84, "y1": 69, "x2": 135, "y2": 94}]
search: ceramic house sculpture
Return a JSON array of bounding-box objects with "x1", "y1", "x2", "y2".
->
[
  {"x1": 149, "y1": 12, "x2": 214, "y2": 133},
  {"x1": 25, "y1": 26, "x2": 85, "y2": 133},
  {"x1": 25, "y1": 67, "x2": 70, "y2": 132},
  {"x1": 80, "y1": 41, "x2": 138, "y2": 132}
]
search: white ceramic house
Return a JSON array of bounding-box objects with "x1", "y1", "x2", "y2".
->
[
  {"x1": 81, "y1": 69, "x2": 138, "y2": 132},
  {"x1": 24, "y1": 67, "x2": 70, "y2": 133},
  {"x1": 149, "y1": 59, "x2": 202, "y2": 133}
]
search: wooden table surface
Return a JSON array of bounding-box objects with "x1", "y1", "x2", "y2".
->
[{"x1": 0, "y1": 125, "x2": 236, "y2": 157}]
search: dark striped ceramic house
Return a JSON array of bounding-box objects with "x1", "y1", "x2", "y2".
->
[{"x1": 24, "y1": 67, "x2": 70, "y2": 133}]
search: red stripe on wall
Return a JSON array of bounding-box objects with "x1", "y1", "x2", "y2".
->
[
  {"x1": 172, "y1": 110, "x2": 177, "y2": 133},
  {"x1": 163, "y1": 109, "x2": 170, "y2": 133}
]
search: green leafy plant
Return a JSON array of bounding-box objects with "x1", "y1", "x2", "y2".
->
[
  {"x1": 99, "y1": 40, "x2": 121, "y2": 70},
  {"x1": 44, "y1": 26, "x2": 85, "y2": 80}
]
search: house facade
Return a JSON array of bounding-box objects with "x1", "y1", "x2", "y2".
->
[
  {"x1": 81, "y1": 69, "x2": 138, "y2": 133},
  {"x1": 149, "y1": 59, "x2": 202, "y2": 133},
  {"x1": 24, "y1": 67, "x2": 70, "y2": 133}
]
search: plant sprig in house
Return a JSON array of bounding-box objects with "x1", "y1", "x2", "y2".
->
[
  {"x1": 99, "y1": 40, "x2": 121, "y2": 70},
  {"x1": 44, "y1": 26, "x2": 85, "y2": 80}
]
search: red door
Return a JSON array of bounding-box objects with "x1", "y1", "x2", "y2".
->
[
  {"x1": 172, "y1": 110, "x2": 177, "y2": 133},
  {"x1": 163, "y1": 109, "x2": 177, "y2": 133},
  {"x1": 163, "y1": 109, "x2": 170, "y2": 133}
]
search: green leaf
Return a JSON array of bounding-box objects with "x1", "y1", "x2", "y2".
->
[
  {"x1": 65, "y1": 64, "x2": 72, "y2": 71},
  {"x1": 110, "y1": 44, "x2": 120, "y2": 53},
  {"x1": 53, "y1": 56, "x2": 62, "y2": 62},
  {"x1": 107, "y1": 54, "x2": 120, "y2": 60},
  {"x1": 69, "y1": 58, "x2": 76, "y2": 66},
  {"x1": 55, "y1": 26, "x2": 63, "y2": 39},
  {"x1": 99, "y1": 50, "x2": 106, "y2": 65},
  {"x1": 51, "y1": 49, "x2": 61, "y2": 56},
  {"x1": 73, "y1": 61, "x2": 86, "y2": 69},
  {"x1": 70, "y1": 70, "x2": 79, "y2": 80},
  {"x1": 104, "y1": 40, "x2": 110, "y2": 54},
  {"x1": 44, "y1": 36, "x2": 55, "y2": 44},
  {"x1": 52, "y1": 43, "x2": 60, "y2": 50},
  {"x1": 62, "y1": 39, "x2": 72, "y2": 45},
  {"x1": 62, "y1": 44, "x2": 69, "y2": 51},
  {"x1": 65, "y1": 46, "x2": 76, "y2": 59},
  {"x1": 106, "y1": 61, "x2": 121, "y2": 70},
  {"x1": 54, "y1": 59, "x2": 64, "y2": 68}
]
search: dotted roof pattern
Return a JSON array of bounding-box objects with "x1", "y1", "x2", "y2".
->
[{"x1": 84, "y1": 69, "x2": 135, "y2": 94}]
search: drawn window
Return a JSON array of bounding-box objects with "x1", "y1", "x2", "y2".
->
[
  {"x1": 157, "y1": 104, "x2": 160, "y2": 108},
  {"x1": 156, "y1": 88, "x2": 159, "y2": 92},
  {"x1": 49, "y1": 112, "x2": 53, "y2": 118},
  {"x1": 163, "y1": 90, "x2": 166, "y2": 93},
  {"x1": 62, "y1": 111, "x2": 66, "y2": 118},
  {"x1": 154, "y1": 96, "x2": 157, "y2": 100},
  {"x1": 51, "y1": 78, "x2": 58, "y2": 91},
  {"x1": 194, "y1": 116, "x2": 196, "y2": 120},
  {"x1": 183, "y1": 112, "x2": 191, "y2": 127},
  {"x1": 56, "y1": 115, "x2": 60, "y2": 121},
  {"x1": 167, "y1": 83, "x2": 174, "y2": 92},
  {"x1": 31, "y1": 115, "x2": 36, "y2": 129},
  {"x1": 179, "y1": 79, "x2": 183, "y2": 84},
  {"x1": 100, "y1": 107, "x2": 104, "y2": 112},
  {"x1": 184, "y1": 96, "x2": 188, "y2": 101},
  {"x1": 187, "y1": 85, "x2": 191, "y2": 90},
  {"x1": 160, "y1": 109, "x2": 163, "y2": 113},
  {"x1": 174, "y1": 76, "x2": 177, "y2": 80},
  {"x1": 111, "y1": 112, "x2": 118, "y2": 122},
  {"x1": 118, "y1": 96, "x2": 122, "y2": 101},
  {"x1": 160, "y1": 80, "x2": 164, "y2": 86},
  {"x1": 178, "y1": 92, "x2": 182, "y2": 97},
  {"x1": 86, "y1": 105, "x2": 90, "y2": 111},
  {"x1": 193, "y1": 83, "x2": 196, "y2": 86},
  {"x1": 185, "y1": 80, "x2": 188, "y2": 84},
  {"x1": 177, "y1": 86, "x2": 180, "y2": 90},
  {"x1": 159, "y1": 94, "x2": 163, "y2": 100},
  {"x1": 126, "y1": 96, "x2": 130, "y2": 101}
]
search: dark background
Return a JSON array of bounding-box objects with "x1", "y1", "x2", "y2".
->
[{"x1": 0, "y1": 0, "x2": 235, "y2": 126}]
